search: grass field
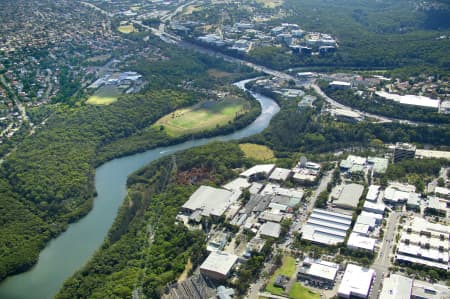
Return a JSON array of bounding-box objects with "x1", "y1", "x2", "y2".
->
[
  {"x1": 239, "y1": 143, "x2": 275, "y2": 161},
  {"x1": 118, "y1": 24, "x2": 136, "y2": 34},
  {"x1": 265, "y1": 255, "x2": 296, "y2": 296},
  {"x1": 86, "y1": 85, "x2": 121, "y2": 105},
  {"x1": 153, "y1": 99, "x2": 248, "y2": 137},
  {"x1": 289, "y1": 283, "x2": 321, "y2": 299}
]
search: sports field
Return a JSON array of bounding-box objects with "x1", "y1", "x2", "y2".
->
[
  {"x1": 86, "y1": 85, "x2": 121, "y2": 105},
  {"x1": 154, "y1": 99, "x2": 248, "y2": 137},
  {"x1": 239, "y1": 143, "x2": 275, "y2": 161},
  {"x1": 118, "y1": 24, "x2": 136, "y2": 34}
]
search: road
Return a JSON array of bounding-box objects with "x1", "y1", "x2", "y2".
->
[
  {"x1": 81, "y1": 0, "x2": 440, "y2": 127},
  {"x1": 247, "y1": 261, "x2": 274, "y2": 299},
  {"x1": 310, "y1": 84, "x2": 393, "y2": 123},
  {"x1": 369, "y1": 211, "x2": 401, "y2": 299}
]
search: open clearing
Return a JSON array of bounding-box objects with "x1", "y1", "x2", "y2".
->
[
  {"x1": 239, "y1": 143, "x2": 275, "y2": 161},
  {"x1": 86, "y1": 85, "x2": 121, "y2": 105},
  {"x1": 289, "y1": 283, "x2": 321, "y2": 299},
  {"x1": 207, "y1": 69, "x2": 233, "y2": 78},
  {"x1": 153, "y1": 99, "x2": 249, "y2": 137},
  {"x1": 265, "y1": 255, "x2": 296, "y2": 296},
  {"x1": 255, "y1": 0, "x2": 284, "y2": 8},
  {"x1": 118, "y1": 24, "x2": 137, "y2": 34}
]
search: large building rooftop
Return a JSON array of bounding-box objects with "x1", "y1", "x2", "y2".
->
[
  {"x1": 301, "y1": 209, "x2": 352, "y2": 246},
  {"x1": 240, "y1": 164, "x2": 275, "y2": 178},
  {"x1": 222, "y1": 177, "x2": 251, "y2": 192},
  {"x1": 299, "y1": 258, "x2": 339, "y2": 282},
  {"x1": 332, "y1": 183, "x2": 364, "y2": 209},
  {"x1": 338, "y1": 264, "x2": 375, "y2": 299},
  {"x1": 182, "y1": 186, "x2": 240, "y2": 218},
  {"x1": 269, "y1": 167, "x2": 292, "y2": 181},
  {"x1": 200, "y1": 251, "x2": 238, "y2": 280},
  {"x1": 347, "y1": 233, "x2": 377, "y2": 252},
  {"x1": 379, "y1": 274, "x2": 412, "y2": 299},
  {"x1": 259, "y1": 221, "x2": 281, "y2": 238}
]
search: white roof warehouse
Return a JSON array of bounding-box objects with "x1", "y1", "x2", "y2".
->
[{"x1": 182, "y1": 185, "x2": 241, "y2": 218}]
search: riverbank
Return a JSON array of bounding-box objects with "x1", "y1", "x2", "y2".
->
[{"x1": 0, "y1": 79, "x2": 279, "y2": 299}]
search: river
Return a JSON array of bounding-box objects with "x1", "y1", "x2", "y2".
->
[{"x1": 0, "y1": 79, "x2": 280, "y2": 299}]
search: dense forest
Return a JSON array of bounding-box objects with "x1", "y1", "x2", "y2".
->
[
  {"x1": 0, "y1": 42, "x2": 258, "y2": 281},
  {"x1": 244, "y1": 0, "x2": 450, "y2": 72},
  {"x1": 245, "y1": 93, "x2": 450, "y2": 154},
  {"x1": 56, "y1": 142, "x2": 250, "y2": 299}
]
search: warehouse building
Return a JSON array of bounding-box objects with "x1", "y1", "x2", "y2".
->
[
  {"x1": 240, "y1": 164, "x2": 275, "y2": 179},
  {"x1": 269, "y1": 167, "x2": 292, "y2": 182},
  {"x1": 301, "y1": 209, "x2": 352, "y2": 245},
  {"x1": 297, "y1": 258, "x2": 339, "y2": 288},
  {"x1": 379, "y1": 274, "x2": 413, "y2": 299},
  {"x1": 347, "y1": 233, "x2": 377, "y2": 252},
  {"x1": 182, "y1": 186, "x2": 241, "y2": 219},
  {"x1": 412, "y1": 280, "x2": 450, "y2": 299},
  {"x1": 363, "y1": 201, "x2": 385, "y2": 215},
  {"x1": 365, "y1": 185, "x2": 380, "y2": 202},
  {"x1": 338, "y1": 264, "x2": 375, "y2": 298},
  {"x1": 222, "y1": 177, "x2": 251, "y2": 192},
  {"x1": 259, "y1": 221, "x2": 281, "y2": 238},
  {"x1": 200, "y1": 251, "x2": 239, "y2": 280},
  {"x1": 331, "y1": 183, "x2": 365, "y2": 210},
  {"x1": 380, "y1": 274, "x2": 450, "y2": 299},
  {"x1": 383, "y1": 183, "x2": 419, "y2": 206}
]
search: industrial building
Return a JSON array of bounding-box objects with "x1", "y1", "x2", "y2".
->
[
  {"x1": 331, "y1": 183, "x2": 365, "y2": 210},
  {"x1": 222, "y1": 177, "x2": 251, "y2": 193},
  {"x1": 396, "y1": 217, "x2": 450, "y2": 271},
  {"x1": 259, "y1": 221, "x2": 281, "y2": 238},
  {"x1": 200, "y1": 251, "x2": 239, "y2": 280},
  {"x1": 297, "y1": 258, "x2": 339, "y2": 288},
  {"x1": 363, "y1": 201, "x2": 386, "y2": 215},
  {"x1": 379, "y1": 274, "x2": 413, "y2": 299},
  {"x1": 383, "y1": 183, "x2": 419, "y2": 206},
  {"x1": 338, "y1": 264, "x2": 375, "y2": 299},
  {"x1": 347, "y1": 233, "x2": 377, "y2": 252},
  {"x1": 393, "y1": 142, "x2": 416, "y2": 163},
  {"x1": 367, "y1": 156, "x2": 389, "y2": 174},
  {"x1": 330, "y1": 81, "x2": 351, "y2": 89},
  {"x1": 425, "y1": 196, "x2": 449, "y2": 218},
  {"x1": 412, "y1": 280, "x2": 450, "y2": 299},
  {"x1": 359, "y1": 211, "x2": 383, "y2": 226},
  {"x1": 339, "y1": 155, "x2": 367, "y2": 170},
  {"x1": 301, "y1": 209, "x2": 352, "y2": 245},
  {"x1": 269, "y1": 167, "x2": 292, "y2": 182},
  {"x1": 366, "y1": 185, "x2": 380, "y2": 202},
  {"x1": 182, "y1": 186, "x2": 241, "y2": 219},
  {"x1": 240, "y1": 164, "x2": 275, "y2": 179},
  {"x1": 433, "y1": 186, "x2": 449, "y2": 199},
  {"x1": 380, "y1": 274, "x2": 450, "y2": 299}
]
